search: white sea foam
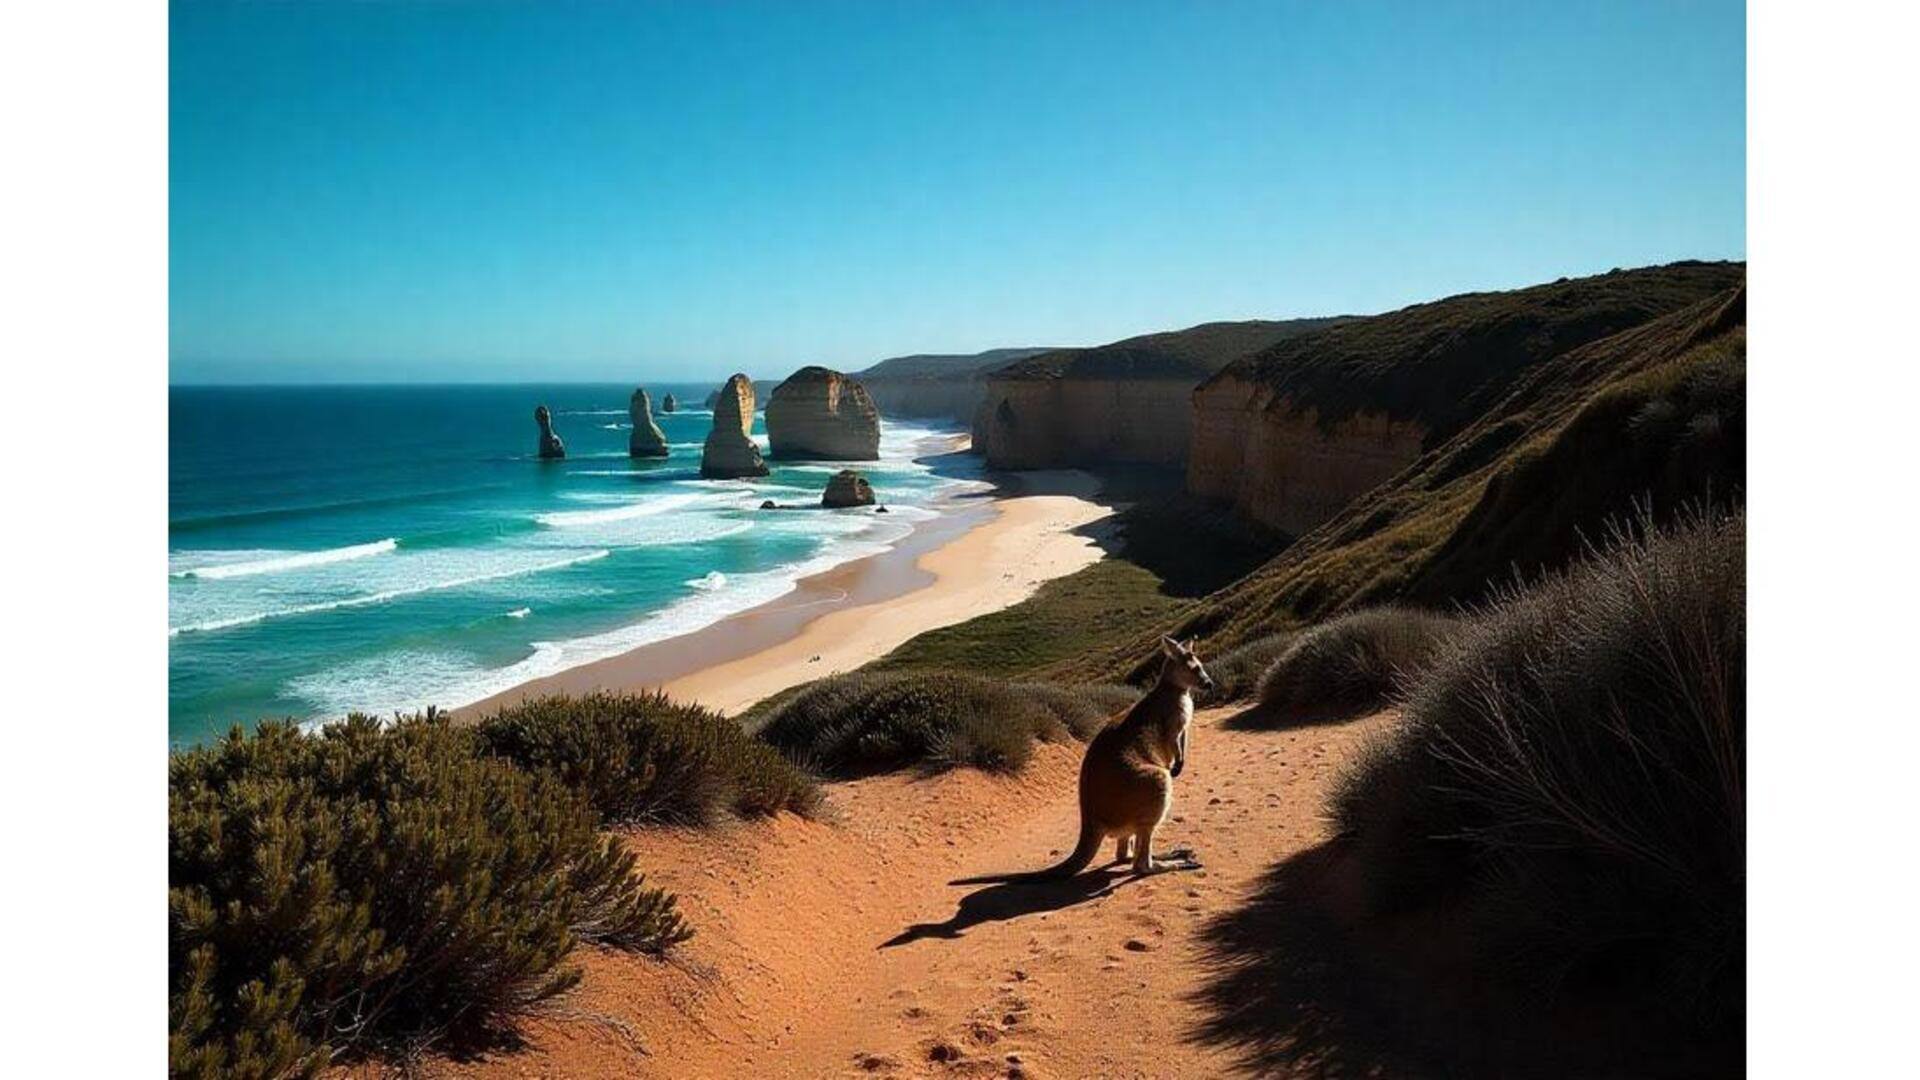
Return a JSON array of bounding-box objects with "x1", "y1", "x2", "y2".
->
[
  {"x1": 169, "y1": 549, "x2": 610, "y2": 636},
  {"x1": 687, "y1": 570, "x2": 727, "y2": 591},
  {"x1": 170, "y1": 538, "x2": 398, "y2": 580},
  {"x1": 506, "y1": 607, "x2": 532, "y2": 619},
  {"x1": 534, "y1": 491, "x2": 714, "y2": 527},
  {"x1": 288, "y1": 533, "x2": 903, "y2": 720}
]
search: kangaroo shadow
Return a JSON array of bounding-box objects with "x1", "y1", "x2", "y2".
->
[{"x1": 881, "y1": 865, "x2": 1141, "y2": 949}]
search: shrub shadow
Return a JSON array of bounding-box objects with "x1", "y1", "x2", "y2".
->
[
  {"x1": 1217, "y1": 701, "x2": 1380, "y2": 733},
  {"x1": 1189, "y1": 840, "x2": 1440, "y2": 1078}
]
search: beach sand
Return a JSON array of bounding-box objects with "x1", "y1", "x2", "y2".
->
[{"x1": 461, "y1": 463, "x2": 1118, "y2": 718}]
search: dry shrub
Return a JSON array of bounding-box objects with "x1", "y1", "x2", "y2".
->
[
  {"x1": 754, "y1": 671, "x2": 1138, "y2": 777},
  {"x1": 1252, "y1": 607, "x2": 1459, "y2": 725}
]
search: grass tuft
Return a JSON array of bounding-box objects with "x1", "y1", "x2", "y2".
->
[
  {"x1": 1330, "y1": 509, "x2": 1743, "y2": 1056},
  {"x1": 1249, "y1": 607, "x2": 1459, "y2": 726}
]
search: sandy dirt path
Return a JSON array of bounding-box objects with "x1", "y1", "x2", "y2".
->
[{"x1": 430, "y1": 706, "x2": 1384, "y2": 1078}]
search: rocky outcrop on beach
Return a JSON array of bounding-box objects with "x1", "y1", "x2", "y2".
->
[
  {"x1": 766, "y1": 366, "x2": 882, "y2": 460},
  {"x1": 661, "y1": 393, "x2": 678, "y2": 413},
  {"x1": 700, "y1": 374, "x2": 769, "y2": 478},
  {"x1": 534, "y1": 404, "x2": 566, "y2": 459},
  {"x1": 821, "y1": 469, "x2": 876, "y2": 508},
  {"x1": 628, "y1": 388, "x2": 670, "y2": 458}
]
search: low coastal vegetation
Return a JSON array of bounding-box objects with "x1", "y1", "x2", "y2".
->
[
  {"x1": 1197, "y1": 632, "x2": 1296, "y2": 704},
  {"x1": 1321, "y1": 510, "x2": 1744, "y2": 1070},
  {"x1": 479, "y1": 690, "x2": 820, "y2": 823},
  {"x1": 1247, "y1": 606, "x2": 1459, "y2": 726},
  {"x1": 169, "y1": 698, "x2": 822, "y2": 1076},
  {"x1": 752, "y1": 671, "x2": 1139, "y2": 776}
]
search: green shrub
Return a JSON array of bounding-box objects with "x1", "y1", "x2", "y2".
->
[
  {"x1": 1330, "y1": 510, "x2": 1743, "y2": 1057},
  {"x1": 1251, "y1": 607, "x2": 1458, "y2": 725},
  {"x1": 1202, "y1": 632, "x2": 1298, "y2": 704},
  {"x1": 477, "y1": 691, "x2": 820, "y2": 824},
  {"x1": 754, "y1": 671, "x2": 1138, "y2": 777},
  {"x1": 169, "y1": 713, "x2": 690, "y2": 1076}
]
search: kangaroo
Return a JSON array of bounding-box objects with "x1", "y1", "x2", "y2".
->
[{"x1": 955, "y1": 636, "x2": 1212, "y2": 883}]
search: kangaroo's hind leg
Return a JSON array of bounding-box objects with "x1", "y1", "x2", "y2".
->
[{"x1": 1114, "y1": 836, "x2": 1134, "y2": 863}]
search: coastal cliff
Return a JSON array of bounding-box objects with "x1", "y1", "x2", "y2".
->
[
  {"x1": 765, "y1": 366, "x2": 881, "y2": 460},
  {"x1": 854, "y1": 347, "x2": 1053, "y2": 421},
  {"x1": 1188, "y1": 380, "x2": 1425, "y2": 535},
  {"x1": 1185, "y1": 260, "x2": 1748, "y2": 536},
  {"x1": 972, "y1": 319, "x2": 1345, "y2": 470},
  {"x1": 974, "y1": 375, "x2": 1196, "y2": 468}
]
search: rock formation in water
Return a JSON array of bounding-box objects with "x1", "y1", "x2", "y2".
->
[
  {"x1": 628, "y1": 388, "x2": 670, "y2": 458},
  {"x1": 534, "y1": 404, "x2": 566, "y2": 460},
  {"x1": 821, "y1": 469, "x2": 876, "y2": 508},
  {"x1": 661, "y1": 392, "x2": 678, "y2": 413},
  {"x1": 766, "y1": 366, "x2": 882, "y2": 460},
  {"x1": 700, "y1": 374, "x2": 770, "y2": 478}
]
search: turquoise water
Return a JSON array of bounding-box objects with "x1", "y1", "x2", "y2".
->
[{"x1": 169, "y1": 384, "x2": 976, "y2": 747}]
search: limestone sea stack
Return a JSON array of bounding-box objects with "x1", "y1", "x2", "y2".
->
[
  {"x1": 821, "y1": 469, "x2": 875, "y2": 508},
  {"x1": 766, "y1": 366, "x2": 882, "y2": 460},
  {"x1": 700, "y1": 373, "x2": 769, "y2": 478},
  {"x1": 534, "y1": 404, "x2": 566, "y2": 459},
  {"x1": 628, "y1": 388, "x2": 669, "y2": 458},
  {"x1": 661, "y1": 393, "x2": 678, "y2": 413}
]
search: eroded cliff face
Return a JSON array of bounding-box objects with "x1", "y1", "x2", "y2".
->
[
  {"x1": 860, "y1": 379, "x2": 987, "y2": 423},
  {"x1": 1188, "y1": 373, "x2": 1426, "y2": 535},
  {"x1": 973, "y1": 377, "x2": 1195, "y2": 469}
]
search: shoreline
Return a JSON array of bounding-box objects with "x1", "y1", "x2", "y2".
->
[{"x1": 460, "y1": 458, "x2": 1118, "y2": 719}]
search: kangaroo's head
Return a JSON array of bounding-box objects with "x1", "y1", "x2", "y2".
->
[{"x1": 1159, "y1": 635, "x2": 1213, "y2": 694}]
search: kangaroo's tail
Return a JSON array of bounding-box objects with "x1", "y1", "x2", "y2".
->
[{"x1": 950, "y1": 818, "x2": 1101, "y2": 885}]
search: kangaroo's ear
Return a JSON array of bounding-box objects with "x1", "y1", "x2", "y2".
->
[
  {"x1": 1159, "y1": 635, "x2": 1181, "y2": 657},
  {"x1": 1184, "y1": 636, "x2": 1198, "y2": 654}
]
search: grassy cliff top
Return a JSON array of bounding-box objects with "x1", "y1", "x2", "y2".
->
[
  {"x1": 855, "y1": 347, "x2": 1055, "y2": 383},
  {"x1": 988, "y1": 317, "x2": 1350, "y2": 382},
  {"x1": 1049, "y1": 279, "x2": 1746, "y2": 684},
  {"x1": 1204, "y1": 260, "x2": 1745, "y2": 439}
]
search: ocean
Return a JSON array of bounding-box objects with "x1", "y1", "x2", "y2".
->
[{"x1": 168, "y1": 384, "x2": 978, "y2": 747}]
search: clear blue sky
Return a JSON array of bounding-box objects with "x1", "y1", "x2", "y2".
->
[{"x1": 170, "y1": 1, "x2": 1745, "y2": 384}]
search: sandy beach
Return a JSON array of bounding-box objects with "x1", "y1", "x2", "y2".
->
[{"x1": 462, "y1": 461, "x2": 1119, "y2": 718}]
